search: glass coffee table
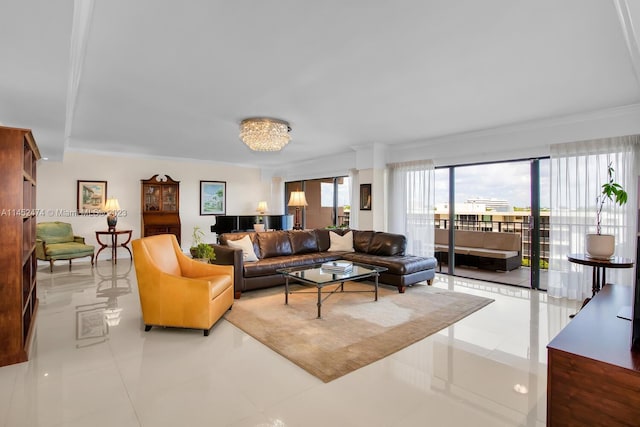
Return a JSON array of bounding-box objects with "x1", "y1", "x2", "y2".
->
[{"x1": 277, "y1": 262, "x2": 388, "y2": 319}]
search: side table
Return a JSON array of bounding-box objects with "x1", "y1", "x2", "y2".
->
[
  {"x1": 96, "y1": 230, "x2": 133, "y2": 264},
  {"x1": 567, "y1": 253, "x2": 633, "y2": 317},
  {"x1": 567, "y1": 253, "x2": 634, "y2": 297}
]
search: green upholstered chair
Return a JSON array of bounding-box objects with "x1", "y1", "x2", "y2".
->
[{"x1": 36, "y1": 222, "x2": 95, "y2": 272}]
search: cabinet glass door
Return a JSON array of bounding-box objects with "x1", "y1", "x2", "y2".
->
[
  {"x1": 144, "y1": 185, "x2": 161, "y2": 211},
  {"x1": 162, "y1": 186, "x2": 177, "y2": 212}
]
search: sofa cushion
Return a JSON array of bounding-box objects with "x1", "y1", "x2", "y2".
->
[
  {"x1": 342, "y1": 253, "x2": 437, "y2": 275},
  {"x1": 289, "y1": 230, "x2": 319, "y2": 254},
  {"x1": 315, "y1": 229, "x2": 331, "y2": 251},
  {"x1": 352, "y1": 230, "x2": 375, "y2": 253},
  {"x1": 243, "y1": 252, "x2": 343, "y2": 278},
  {"x1": 455, "y1": 230, "x2": 485, "y2": 248},
  {"x1": 483, "y1": 232, "x2": 521, "y2": 251},
  {"x1": 314, "y1": 228, "x2": 349, "y2": 251},
  {"x1": 258, "y1": 231, "x2": 292, "y2": 259},
  {"x1": 468, "y1": 248, "x2": 519, "y2": 259},
  {"x1": 220, "y1": 232, "x2": 261, "y2": 259},
  {"x1": 226, "y1": 235, "x2": 259, "y2": 262},
  {"x1": 434, "y1": 244, "x2": 448, "y2": 253},
  {"x1": 328, "y1": 231, "x2": 355, "y2": 252},
  {"x1": 434, "y1": 228, "x2": 449, "y2": 245},
  {"x1": 44, "y1": 242, "x2": 94, "y2": 257},
  {"x1": 368, "y1": 232, "x2": 406, "y2": 256},
  {"x1": 37, "y1": 221, "x2": 74, "y2": 244}
]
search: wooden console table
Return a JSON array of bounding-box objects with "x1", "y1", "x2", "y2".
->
[
  {"x1": 95, "y1": 230, "x2": 133, "y2": 264},
  {"x1": 547, "y1": 284, "x2": 640, "y2": 426}
]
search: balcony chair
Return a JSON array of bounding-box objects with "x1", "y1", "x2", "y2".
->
[
  {"x1": 36, "y1": 221, "x2": 95, "y2": 272},
  {"x1": 132, "y1": 234, "x2": 233, "y2": 336}
]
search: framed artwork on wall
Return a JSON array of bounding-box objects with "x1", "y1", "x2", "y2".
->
[
  {"x1": 200, "y1": 181, "x2": 226, "y2": 215},
  {"x1": 360, "y1": 184, "x2": 372, "y2": 210},
  {"x1": 77, "y1": 180, "x2": 107, "y2": 215}
]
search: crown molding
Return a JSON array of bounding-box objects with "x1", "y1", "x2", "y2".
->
[{"x1": 397, "y1": 103, "x2": 640, "y2": 150}]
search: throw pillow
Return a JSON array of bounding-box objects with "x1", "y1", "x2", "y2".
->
[
  {"x1": 226, "y1": 235, "x2": 259, "y2": 262},
  {"x1": 328, "y1": 230, "x2": 355, "y2": 252}
]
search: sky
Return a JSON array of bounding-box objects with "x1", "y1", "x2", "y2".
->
[{"x1": 435, "y1": 159, "x2": 551, "y2": 209}]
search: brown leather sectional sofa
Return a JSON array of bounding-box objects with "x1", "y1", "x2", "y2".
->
[{"x1": 210, "y1": 228, "x2": 437, "y2": 299}]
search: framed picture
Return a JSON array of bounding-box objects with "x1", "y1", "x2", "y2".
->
[
  {"x1": 77, "y1": 180, "x2": 107, "y2": 214},
  {"x1": 360, "y1": 184, "x2": 372, "y2": 210},
  {"x1": 200, "y1": 181, "x2": 226, "y2": 215}
]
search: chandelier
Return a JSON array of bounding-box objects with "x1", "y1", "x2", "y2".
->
[{"x1": 239, "y1": 117, "x2": 291, "y2": 151}]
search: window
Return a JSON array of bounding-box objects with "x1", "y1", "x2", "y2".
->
[{"x1": 285, "y1": 176, "x2": 350, "y2": 229}]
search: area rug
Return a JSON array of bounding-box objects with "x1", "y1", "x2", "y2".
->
[{"x1": 224, "y1": 282, "x2": 493, "y2": 382}]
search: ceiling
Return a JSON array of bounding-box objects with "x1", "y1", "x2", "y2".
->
[{"x1": 2, "y1": 0, "x2": 640, "y2": 168}]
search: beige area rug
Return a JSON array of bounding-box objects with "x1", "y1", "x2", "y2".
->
[{"x1": 224, "y1": 282, "x2": 493, "y2": 382}]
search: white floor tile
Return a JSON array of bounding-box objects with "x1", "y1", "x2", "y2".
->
[{"x1": 0, "y1": 260, "x2": 580, "y2": 427}]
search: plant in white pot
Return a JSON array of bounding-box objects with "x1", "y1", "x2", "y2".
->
[{"x1": 586, "y1": 162, "x2": 628, "y2": 259}]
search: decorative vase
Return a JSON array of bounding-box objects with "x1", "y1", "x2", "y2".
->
[
  {"x1": 586, "y1": 233, "x2": 615, "y2": 259},
  {"x1": 107, "y1": 213, "x2": 118, "y2": 231}
]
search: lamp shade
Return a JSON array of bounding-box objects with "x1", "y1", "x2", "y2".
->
[
  {"x1": 104, "y1": 197, "x2": 120, "y2": 211},
  {"x1": 288, "y1": 191, "x2": 308, "y2": 207},
  {"x1": 256, "y1": 201, "x2": 269, "y2": 214}
]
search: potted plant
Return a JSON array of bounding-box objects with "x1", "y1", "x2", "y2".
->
[
  {"x1": 193, "y1": 242, "x2": 215, "y2": 262},
  {"x1": 586, "y1": 162, "x2": 628, "y2": 259},
  {"x1": 190, "y1": 226, "x2": 216, "y2": 262}
]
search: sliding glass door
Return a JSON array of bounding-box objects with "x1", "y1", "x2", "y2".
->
[{"x1": 435, "y1": 158, "x2": 549, "y2": 289}]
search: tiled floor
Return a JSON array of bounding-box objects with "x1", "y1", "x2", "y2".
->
[
  {"x1": 437, "y1": 265, "x2": 549, "y2": 290},
  {"x1": 0, "y1": 259, "x2": 580, "y2": 427}
]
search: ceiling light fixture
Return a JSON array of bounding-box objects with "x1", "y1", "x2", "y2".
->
[{"x1": 239, "y1": 117, "x2": 291, "y2": 152}]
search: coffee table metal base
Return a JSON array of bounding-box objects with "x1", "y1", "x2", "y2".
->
[{"x1": 284, "y1": 275, "x2": 379, "y2": 319}]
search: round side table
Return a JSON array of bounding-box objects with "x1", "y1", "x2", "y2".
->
[
  {"x1": 96, "y1": 230, "x2": 133, "y2": 264},
  {"x1": 567, "y1": 253, "x2": 634, "y2": 297}
]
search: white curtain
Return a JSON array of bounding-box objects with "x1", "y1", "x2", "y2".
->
[
  {"x1": 548, "y1": 135, "x2": 639, "y2": 300},
  {"x1": 387, "y1": 160, "x2": 435, "y2": 257}
]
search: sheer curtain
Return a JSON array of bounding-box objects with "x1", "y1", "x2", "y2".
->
[
  {"x1": 387, "y1": 160, "x2": 435, "y2": 257},
  {"x1": 547, "y1": 135, "x2": 639, "y2": 300}
]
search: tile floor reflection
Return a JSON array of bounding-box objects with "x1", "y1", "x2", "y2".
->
[{"x1": 1, "y1": 260, "x2": 580, "y2": 427}]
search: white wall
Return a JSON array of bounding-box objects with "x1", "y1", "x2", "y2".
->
[{"x1": 37, "y1": 151, "x2": 270, "y2": 260}]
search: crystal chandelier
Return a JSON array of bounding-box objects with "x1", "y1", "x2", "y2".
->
[{"x1": 239, "y1": 118, "x2": 291, "y2": 151}]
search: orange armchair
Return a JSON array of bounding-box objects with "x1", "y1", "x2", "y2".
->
[{"x1": 132, "y1": 234, "x2": 233, "y2": 336}]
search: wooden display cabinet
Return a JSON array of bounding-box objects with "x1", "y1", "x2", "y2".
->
[
  {"x1": 141, "y1": 174, "x2": 181, "y2": 244},
  {"x1": 0, "y1": 126, "x2": 40, "y2": 367}
]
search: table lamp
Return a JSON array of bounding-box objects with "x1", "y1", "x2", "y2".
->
[
  {"x1": 288, "y1": 191, "x2": 308, "y2": 230},
  {"x1": 256, "y1": 201, "x2": 269, "y2": 217},
  {"x1": 104, "y1": 197, "x2": 120, "y2": 231},
  {"x1": 254, "y1": 201, "x2": 269, "y2": 232}
]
